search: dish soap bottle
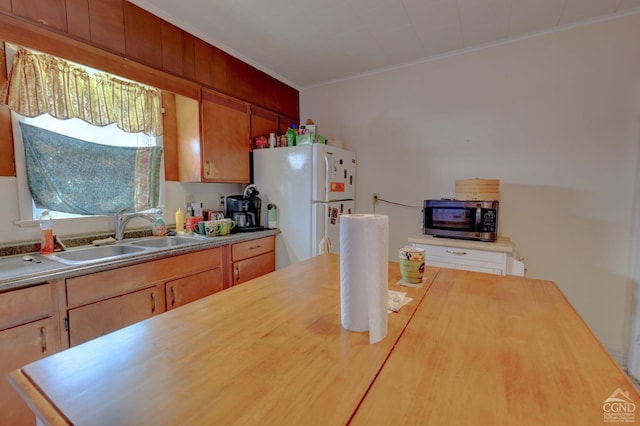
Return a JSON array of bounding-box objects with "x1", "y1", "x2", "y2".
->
[
  {"x1": 39, "y1": 210, "x2": 54, "y2": 254},
  {"x1": 175, "y1": 208, "x2": 184, "y2": 234},
  {"x1": 152, "y1": 207, "x2": 167, "y2": 236}
]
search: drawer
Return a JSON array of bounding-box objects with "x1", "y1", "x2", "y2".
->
[
  {"x1": 418, "y1": 244, "x2": 505, "y2": 264},
  {"x1": 0, "y1": 284, "x2": 53, "y2": 330},
  {"x1": 67, "y1": 247, "x2": 223, "y2": 307},
  {"x1": 232, "y1": 236, "x2": 275, "y2": 262}
]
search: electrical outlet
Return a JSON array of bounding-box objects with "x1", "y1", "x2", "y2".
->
[
  {"x1": 219, "y1": 194, "x2": 225, "y2": 208},
  {"x1": 373, "y1": 193, "x2": 379, "y2": 205}
]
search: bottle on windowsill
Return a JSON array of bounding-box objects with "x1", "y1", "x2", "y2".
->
[{"x1": 39, "y1": 210, "x2": 54, "y2": 254}]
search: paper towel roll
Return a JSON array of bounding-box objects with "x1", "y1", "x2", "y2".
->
[{"x1": 340, "y1": 214, "x2": 389, "y2": 344}]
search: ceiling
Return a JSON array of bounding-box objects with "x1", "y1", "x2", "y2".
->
[{"x1": 130, "y1": 0, "x2": 640, "y2": 88}]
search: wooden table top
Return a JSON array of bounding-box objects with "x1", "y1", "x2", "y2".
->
[{"x1": 10, "y1": 255, "x2": 640, "y2": 425}]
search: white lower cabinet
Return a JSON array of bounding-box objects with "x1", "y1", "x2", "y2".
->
[{"x1": 409, "y1": 236, "x2": 525, "y2": 276}]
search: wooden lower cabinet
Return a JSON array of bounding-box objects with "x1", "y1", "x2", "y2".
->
[
  {"x1": 65, "y1": 247, "x2": 224, "y2": 345},
  {"x1": 231, "y1": 236, "x2": 276, "y2": 286},
  {"x1": 166, "y1": 267, "x2": 223, "y2": 310},
  {"x1": 68, "y1": 283, "x2": 165, "y2": 346},
  {"x1": 0, "y1": 282, "x2": 65, "y2": 426}
]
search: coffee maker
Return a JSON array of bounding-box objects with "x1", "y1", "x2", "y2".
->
[{"x1": 225, "y1": 185, "x2": 263, "y2": 232}]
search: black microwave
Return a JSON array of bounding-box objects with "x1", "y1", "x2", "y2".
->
[{"x1": 422, "y1": 199, "x2": 499, "y2": 242}]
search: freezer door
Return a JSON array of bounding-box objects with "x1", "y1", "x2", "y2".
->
[
  {"x1": 312, "y1": 144, "x2": 356, "y2": 202},
  {"x1": 311, "y1": 200, "x2": 355, "y2": 256}
]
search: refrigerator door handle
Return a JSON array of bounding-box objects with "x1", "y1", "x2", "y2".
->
[{"x1": 324, "y1": 153, "x2": 332, "y2": 200}]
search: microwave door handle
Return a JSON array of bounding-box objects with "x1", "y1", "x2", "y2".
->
[{"x1": 475, "y1": 206, "x2": 482, "y2": 232}]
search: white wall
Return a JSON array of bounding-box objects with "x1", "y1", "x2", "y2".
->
[{"x1": 301, "y1": 14, "x2": 640, "y2": 364}]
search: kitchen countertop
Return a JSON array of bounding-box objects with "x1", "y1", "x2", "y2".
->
[
  {"x1": 9, "y1": 254, "x2": 639, "y2": 425},
  {"x1": 0, "y1": 229, "x2": 279, "y2": 293}
]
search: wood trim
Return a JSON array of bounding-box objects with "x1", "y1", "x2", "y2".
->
[
  {"x1": 0, "y1": 12, "x2": 199, "y2": 99},
  {"x1": 201, "y1": 89, "x2": 249, "y2": 114},
  {"x1": 8, "y1": 370, "x2": 72, "y2": 425}
]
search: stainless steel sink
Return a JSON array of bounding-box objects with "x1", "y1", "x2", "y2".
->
[
  {"x1": 47, "y1": 244, "x2": 147, "y2": 265},
  {"x1": 130, "y1": 236, "x2": 202, "y2": 248}
]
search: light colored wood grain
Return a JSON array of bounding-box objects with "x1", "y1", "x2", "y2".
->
[
  {"x1": 351, "y1": 268, "x2": 640, "y2": 425},
  {"x1": 11, "y1": 260, "x2": 637, "y2": 425},
  {"x1": 13, "y1": 255, "x2": 435, "y2": 425}
]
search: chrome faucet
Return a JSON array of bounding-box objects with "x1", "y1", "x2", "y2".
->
[{"x1": 114, "y1": 208, "x2": 156, "y2": 240}]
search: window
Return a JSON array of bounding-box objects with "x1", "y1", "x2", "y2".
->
[
  {"x1": 12, "y1": 112, "x2": 164, "y2": 220},
  {"x1": 3, "y1": 44, "x2": 165, "y2": 222}
]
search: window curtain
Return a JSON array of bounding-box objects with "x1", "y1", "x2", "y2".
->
[
  {"x1": 0, "y1": 47, "x2": 162, "y2": 136},
  {"x1": 19, "y1": 122, "x2": 162, "y2": 215}
]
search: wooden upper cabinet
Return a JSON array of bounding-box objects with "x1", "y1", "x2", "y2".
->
[
  {"x1": 161, "y1": 91, "x2": 179, "y2": 181},
  {"x1": 265, "y1": 75, "x2": 299, "y2": 119},
  {"x1": 66, "y1": 0, "x2": 125, "y2": 53},
  {"x1": 12, "y1": 0, "x2": 68, "y2": 31},
  {"x1": 0, "y1": 0, "x2": 10, "y2": 13},
  {"x1": 89, "y1": 0, "x2": 125, "y2": 53},
  {"x1": 235, "y1": 60, "x2": 264, "y2": 106},
  {"x1": 65, "y1": 0, "x2": 90, "y2": 40},
  {"x1": 194, "y1": 37, "x2": 214, "y2": 88},
  {"x1": 161, "y1": 21, "x2": 183, "y2": 76},
  {"x1": 212, "y1": 47, "x2": 235, "y2": 96},
  {"x1": 201, "y1": 89, "x2": 250, "y2": 183},
  {"x1": 182, "y1": 32, "x2": 196, "y2": 81},
  {"x1": 124, "y1": 2, "x2": 162, "y2": 68},
  {"x1": 251, "y1": 105, "x2": 278, "y2": 142},
  {"x1": 0, "y1": 42, "x2": 15, "y2": 177}
]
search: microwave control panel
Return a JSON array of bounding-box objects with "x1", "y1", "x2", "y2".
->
[{"x1": 480, "y1": 209, "x2": 497, "y2": 232}]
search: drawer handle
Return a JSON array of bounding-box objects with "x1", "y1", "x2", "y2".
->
[
  {"x1": 40, "y1": 327, "x2": 48, "y2": 354},
  {"x1": 249, "y1": 245, "x2": 261, "y2": 250},
  {"x1": 151, "y1": 293, "x2": 156, "y2": 313},
  {"x1": 171, "y1": 286, "x2": 177, "y2": 306},
  {"x1": 446, "y1": 250, "x2": 467, "y2": 256}
]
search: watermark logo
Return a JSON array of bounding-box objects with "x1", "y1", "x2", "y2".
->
[{"x1": 603, "y1": 388, "x2": 636, "y2": 423}]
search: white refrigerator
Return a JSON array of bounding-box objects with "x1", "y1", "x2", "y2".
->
[{"x1": 253, "y1": 144, "x2": 356, "y2": 269}]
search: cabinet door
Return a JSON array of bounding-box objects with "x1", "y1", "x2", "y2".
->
[
  {"x1": 194, "y1": 37, "x2": 214, "y2": 87},
  {"x1": 235, "y1": 60, "x2": 264, "y2": 106},
  {"x1": 124, "y1": 2, "x2": 162, "y2": 68},
  {"x1": 66, "y1": 0, "x2": 125, "y2": 53},
  {"x1": 201, "y1": 89, "x2": 250, "y2": 182},
  {"x1": 166, "y1": 267, "x2": 223, "y2": 310},
  {"x1": 0, "y1": 317, "x2": 58, "y2": 426},
  {"x1": 212, "y1": 47, "x2": 235, "y2": 96},
  {"x1": 233, "y1": 251, "x2": 275, "y2": 286},
  {"x1": 12, "y1": 0, "x2": 68, "y2": 31},
  {"x1": 87, "y1": 0, "x2": 125, "y2": 53},
  {"x1": 68, "y1": 284, "x2": 165, "y2": 346},
  {"x1": 0, "y1": 0, "x2": 10, "y2": 13},
  {"x1": 251, "y1": 105, "x2": 278, "y2": 146},
  {"x1": 0, "y1": 43, "x2": 14, "y2": 177},
  {"x1": 161, "y1": 21, "x2": 184, "y2": 76}
]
